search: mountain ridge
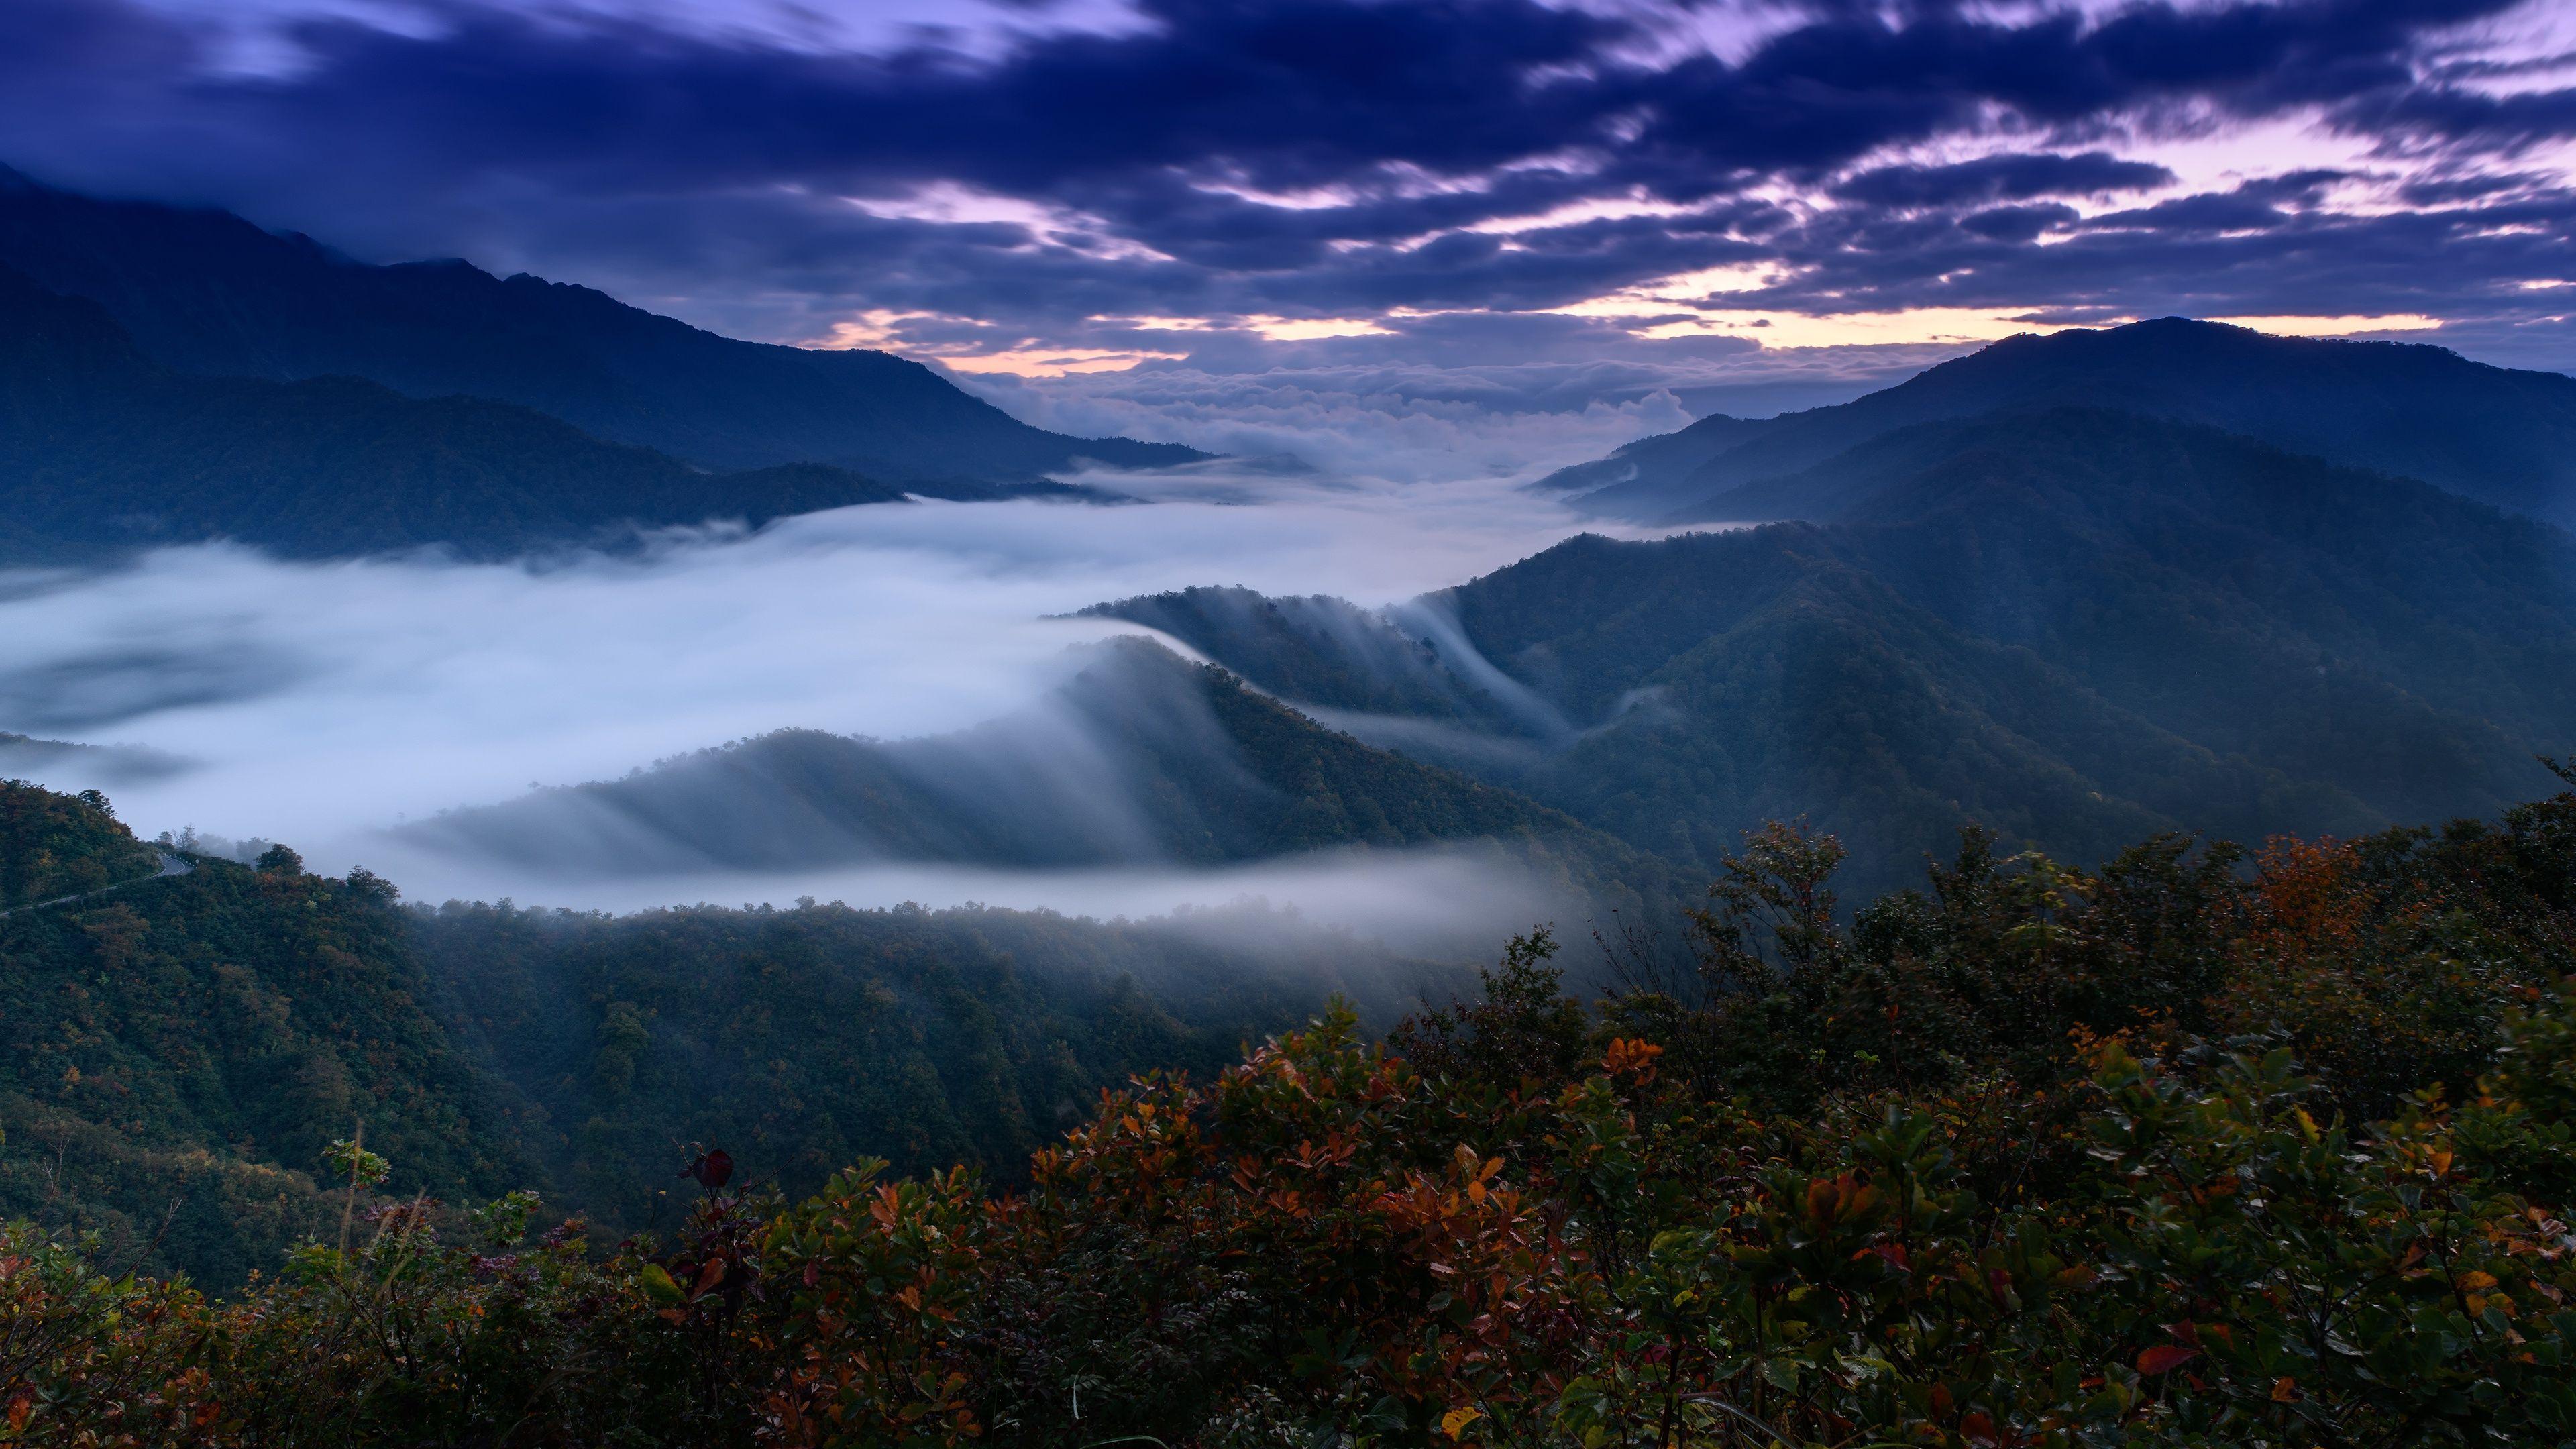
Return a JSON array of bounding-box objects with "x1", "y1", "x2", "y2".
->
[
  {"x1": 0, "y1": 164, "x2": 1205, "y2": 484},
  {"x1": 0, "y1": 264, "x2": 1057, "y2": 559},
  {"x1": 1546, "y1": 318, "x2": 2576, "y2": 529},
  {"x1": 399, "y1": 637, "x2": 1689, "y2": 929},
  {"x1": 1102, "y1": 407, "x2": 2576, "y2": 892}
]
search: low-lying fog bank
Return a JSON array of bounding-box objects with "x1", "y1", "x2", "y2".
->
[{"x1": 0, "y1": 463, "x2": 1684, "y2": 936}]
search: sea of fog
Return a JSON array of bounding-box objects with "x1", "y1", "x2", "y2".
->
[{"x1": 0, "y1": 426, "x2": 1697, "y2": 931}]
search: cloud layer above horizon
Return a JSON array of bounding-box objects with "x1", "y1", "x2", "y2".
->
[{"x1": 6, "y1": 0, "x2": 2575, "y2": 386}]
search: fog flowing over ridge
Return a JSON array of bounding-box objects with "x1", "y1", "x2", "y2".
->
[
  {"x1": 357, "y1": 843, "x2": 1572, "y2": 967},
  {"x1": 0, "y1": 460, "x2": 1676, "y2": 924}
]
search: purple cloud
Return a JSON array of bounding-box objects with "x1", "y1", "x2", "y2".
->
[{"x1": 0, "y1": 0, "x2": 2569, "y2": 374}]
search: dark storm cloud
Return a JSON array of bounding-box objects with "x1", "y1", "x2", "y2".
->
[
  {"x1": 1960, "y1": 203, "x2": 2081, "y2": 241},
  {"x1": 1833, "y1": 152, "x2": 2180, "y2": 207},
  {"x1": 0, "y1": 0, "x2": 2570, "y2": 366},
  {"x1": 1605, "y1": 0, "x2": 2530, "y2": 189},
  {"x1": 1715, "y1": 175, "x2": 2576, "y2": 327},
  {"x1": 193, "y1": 0, "x2": 1632, "y2": 195},
  {"x1": 2336, "y1": 82, "x2": 2576, "y2": 155}
]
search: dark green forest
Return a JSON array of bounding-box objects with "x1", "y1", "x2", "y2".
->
[
  {"x1": 0, "y1": 784, "x2": 160, "y2": 910},
  {"x1": 0, "y1": 780, "x2": 1459, "y2": 1287},
  {"x1": 417, "y1": 894, "x2": 1459, "y2": 1240}
]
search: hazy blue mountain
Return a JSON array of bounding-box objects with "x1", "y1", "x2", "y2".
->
[
  {"x1": 1104, "y1": 408, "x2": 2576, "y2": 892},
  {"x1": 1545, "y1": 319, "x2": 2576, "y2": 528},
  {"x1": 0, "y1": 731, "x2": 189, "y2": 785},
  {"x1": 404, "y1": 637, "x2": 1687, "y2": 932},
  {"x1": 1075, "y1": 587, "x2": 1505, "y2": 727},
  {"x1": 0, "y1": 265, "x2": 1077, "y2": 559},
  {"x1": 1531, "y1": 412, "x2": 1769, "y2": 506},
  {"x1": 0, "y1": 166, "x2": 1203, "y2": 483}
]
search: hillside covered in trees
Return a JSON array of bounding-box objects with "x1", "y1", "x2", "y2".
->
[
  {"x1": 7, "y1": 765, "x2": 2574, "y2": 1446},
  {"x1": 1102, "y1": 408, "x2": 2576, "y2": 896},
  {"x1": 0, "y1": 781, "x2": 1413, "y2": 1286},
  {"x1": 0, "y1": 784, "x2": 160, "y2": 910}
]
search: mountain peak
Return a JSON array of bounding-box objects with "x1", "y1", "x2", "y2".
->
[
  {"x1": 1556, "y1": 315, "x2": 2576, "y2": 529},
  {"x1": 0, "y1": 171, "x2": 1210, "y2": 482}
]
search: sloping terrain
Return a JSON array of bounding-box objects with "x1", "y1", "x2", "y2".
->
[
  {"x1": 0, "y1": 781, "x2": 1416, "y2": 1285},
  {"x1": 1106, "y1": 409, "x2": 2576, "y2": 891},
  {"x1": 402, "y1": 638, "x2": 1688, "y2": 925},
  {"x1": 0, "y1": 265, "x2": 1040, "y2": 559},
  {"x1": 0, "y1": 166, "x2": 1203, "y2": 483},
  {"x1": 1547, "y1": 318, "x2": 2576, "y2": 529}
]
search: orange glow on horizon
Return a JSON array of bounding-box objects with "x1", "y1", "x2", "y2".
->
[
  {"x1": 934, "y1": 346, "x2": 1189, "y2": 376},
  {"x1": 813, "y1": 297, "x2": 2451, "y2": 377},
  {"x1": 2201, "y1": 313, "x2": 2443, "y2": 337}
]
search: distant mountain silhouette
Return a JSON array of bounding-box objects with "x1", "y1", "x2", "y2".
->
[
  {"x1": 0, "y1": 265, "x2": 1069, "y2": 559},
  {"x1": 1107, "y1": 407, "x2": 2576, "y2": 893},
  {"x1": 1546, "y1": 319, "x2": 2576, "y2": 529},
  {"x1": 0, "y1": 166, "x2": 1204, "y2": 484}
]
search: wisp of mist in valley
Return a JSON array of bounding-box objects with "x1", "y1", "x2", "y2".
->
[{"x1": 0, "y1": 453, "x2": 1673, "y2": 935}]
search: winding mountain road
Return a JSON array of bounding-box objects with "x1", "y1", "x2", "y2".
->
[{"x1": 0, "y1": 849, "x2": 192, "y2": 919}]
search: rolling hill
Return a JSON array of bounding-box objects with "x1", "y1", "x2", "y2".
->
[{"x1": 400, "y1": 637, "x2": 1688, "y2": 931}]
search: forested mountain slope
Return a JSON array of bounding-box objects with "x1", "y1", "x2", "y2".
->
[
  {"x1": 0, "y1": 791, "x2": 535, "y2": 1287},
  {"x1": 0, "y1": 167, "x2": 1203, "y2": 484},
  {"x1": 0, "y1": 782, "x2": 1381, "y2": 1285},
  {"x1": 1103, "y1": 409, "x2": 2576, "y2": 892},
  {"x1": 0, "y1": 781, "x2": 162, "y2": 909},
  {"x1": 1548, "y1": 318, "x2": 2576, "y2": 527},
  {"x1": 415, "y1": 897, "x2": 1434, "y2": 1238}
]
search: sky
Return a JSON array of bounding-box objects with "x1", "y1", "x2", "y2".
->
[{"x1": 5, "y1": 0, "x2": 2574, "y2": 398}]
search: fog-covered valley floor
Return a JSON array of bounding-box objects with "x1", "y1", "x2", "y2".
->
[{"x1": 0, "y1": 424, "x2": 1688, "y2": 934}]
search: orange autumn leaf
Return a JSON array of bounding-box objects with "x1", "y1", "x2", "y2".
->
[
  {"x1": 1602, "y1": 1038, "x2": 1664, "y2": 1077},
  {"x1": 2137, "y1": 1344, "x2": 2200, "y2": 1375}
]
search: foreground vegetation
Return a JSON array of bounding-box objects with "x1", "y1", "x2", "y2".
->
[
  {"x1": 7, "y1": 771, "x2": 2576, "y2": 1446},
  {"x1": 1, "y1": 777, "x2": 1442, "y2": 1285}
]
